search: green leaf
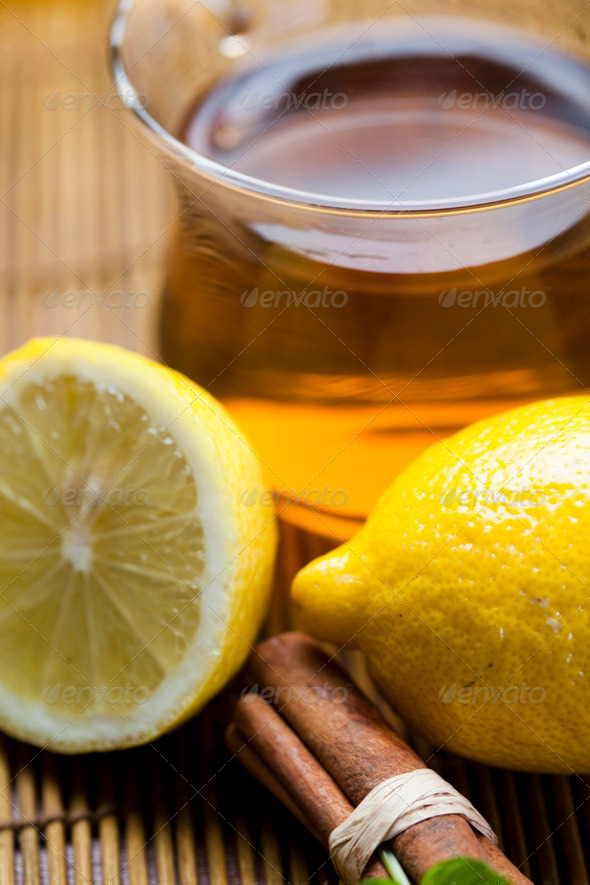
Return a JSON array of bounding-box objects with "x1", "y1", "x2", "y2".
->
[
  {"x1": 358, "y1": 852, "x2": 511, "y2": 885},
  {"x1": 421, "y1": 859, "x2": 511, "y2": 885}
]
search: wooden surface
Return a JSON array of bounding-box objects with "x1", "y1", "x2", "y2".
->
[
  {"x1": 0, "y1": 0, "x2": 172, "y2": 359},
  {"x1": 0, "y1": 2, "x2": 589, "y2": 884}
]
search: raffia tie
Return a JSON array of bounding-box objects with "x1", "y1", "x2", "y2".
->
[{"x1": 328, "y1": 768, "x2": 497, "y2": 885}]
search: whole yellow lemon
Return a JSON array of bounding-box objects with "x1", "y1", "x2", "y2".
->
[{"x1": 292, "y1": 397, "x2": 590, "y2": 773}]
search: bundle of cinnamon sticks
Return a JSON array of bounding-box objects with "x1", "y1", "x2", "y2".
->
[{"x1": 225, "y1": 633, "x2": 532, "y2": 885}]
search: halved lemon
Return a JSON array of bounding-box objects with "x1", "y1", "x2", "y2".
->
[{"x1": 0, "y1": 338, "x2": 277, "y2": 752}]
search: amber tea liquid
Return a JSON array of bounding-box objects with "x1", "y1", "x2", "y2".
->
[{"x1": 162, "y1": 19, "x2": 590, "y2": 535}]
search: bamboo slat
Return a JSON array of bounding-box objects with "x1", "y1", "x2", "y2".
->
[
  {"x1": 98, "y1": 760, "x2": 121, "y2": 885},
  {"x1": 71, "y1": 759, "x2": 93, "y2": 885},
  {"x1": 40, "y1": 756, "x2": 67, "y2": 885},
  {"x1": 0, "y1": 737, "x2": 15, "y2": 885}
]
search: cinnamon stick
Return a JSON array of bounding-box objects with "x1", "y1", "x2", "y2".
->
[
  {"x1": 225, "y1": 722, "x2": 312, "y2": 830},
  {"x1": 234, "y1": 692, "x2": 353, "y2": 845},
  {"x1": 228, "y1": 702, "x2": 530, "y2": 885},
  {"x1": 246, "y1": 632, "x2": 531, "y2": 885},
  {"x1": 477, "y1": 838, "x2": 531, "y2": 884},
  {"x1": 226, "y1": 700, "x2": 386, "y2": 879}
]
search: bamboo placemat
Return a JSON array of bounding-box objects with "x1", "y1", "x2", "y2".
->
[
  {"x1": 0, "y1": 519, "x2": 589, "y2": 885},
  {"x1": 0, "y1": 0, "x2": 172, "y2": 359},
  {"x1": 0, "y1": 2, "x2": 589, "y2": 884}
]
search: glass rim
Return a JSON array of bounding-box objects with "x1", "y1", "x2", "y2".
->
[{"x1": 110, "y1": 3, "x2": 590, "y2": 218}]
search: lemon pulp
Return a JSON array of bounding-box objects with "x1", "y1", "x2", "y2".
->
[{"x1": 0, "y1": 375, "x2": 204, "y2": 717}]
